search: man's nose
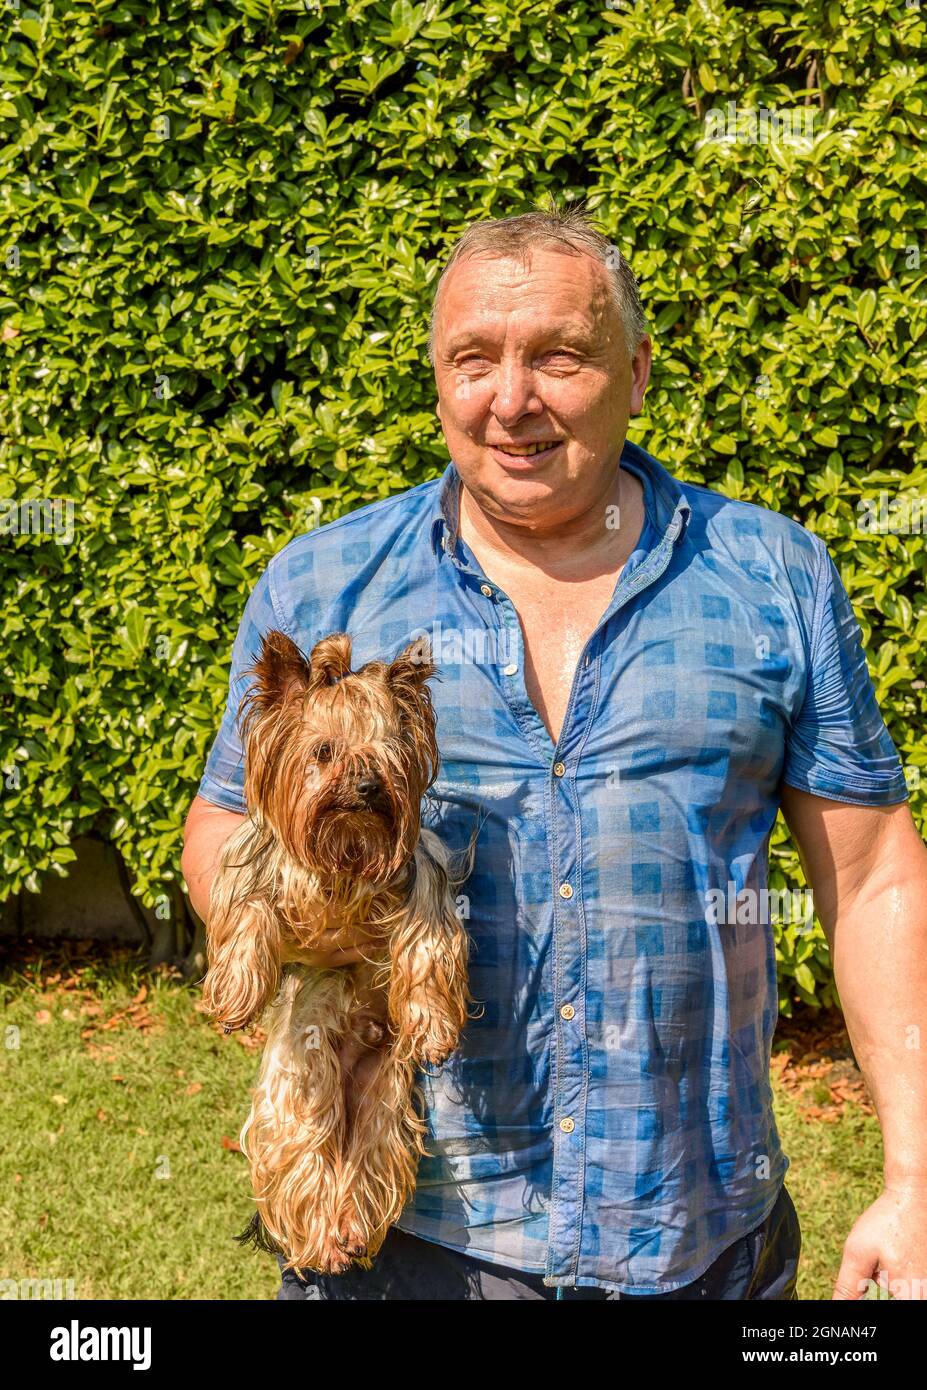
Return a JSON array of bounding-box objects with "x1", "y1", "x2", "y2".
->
[{"x1": 491, "y1": 361, "x2": 543, "y2": 420}]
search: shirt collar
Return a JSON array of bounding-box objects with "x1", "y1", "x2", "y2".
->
[
  {"x1": 429, "y1": 439, "x2": 691, "y2": 560},
  {"x1": 428, "y1": 459, "x2": 463, "y2": 558}
]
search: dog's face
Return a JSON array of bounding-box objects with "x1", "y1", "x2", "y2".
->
[{"x1": 239, "y1": 631, "x2": 439, "y2": 882}]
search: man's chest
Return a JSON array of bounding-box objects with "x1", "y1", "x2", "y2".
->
[
  {"x1": 500, "y1": 573, "x2": 624, "y2": 745},
  {"x1": 317, "y1": 553, "x2": 807, "y2": 808}
]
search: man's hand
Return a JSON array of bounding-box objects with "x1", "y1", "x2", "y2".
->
[
  {"x1": 279, "y1": 927, "x2": 375, "y2": 969},
  {"x1": 833, "y1": 1185, "x2": 927, "y2": 1300}
]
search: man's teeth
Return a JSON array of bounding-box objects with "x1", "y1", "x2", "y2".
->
[{"x1": 495, "y1": 442, "x2": 558, "y2": 456}]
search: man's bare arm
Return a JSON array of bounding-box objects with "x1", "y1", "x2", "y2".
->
[
  {"x1": 180, "y1": 793, "x2": 368, "y2": 965},
  {"x1": 781, "y1": 785, "x2": 927, "y2": 1297},
  {"x1": 181, "y1": 794, "x2": 247, "y2": 925}
]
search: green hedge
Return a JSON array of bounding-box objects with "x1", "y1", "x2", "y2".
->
[{"x1": 2, "y1": 0, "x2": 925, "y2": 1011}]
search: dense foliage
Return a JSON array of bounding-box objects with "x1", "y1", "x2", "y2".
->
[{"x1": 2, "y1": 0, "x2": 925, "y2": 1008}]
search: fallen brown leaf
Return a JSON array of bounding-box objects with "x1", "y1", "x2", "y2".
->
[{"x1": 221, "y1": 1136, "x2": 242, "y2": 1153}]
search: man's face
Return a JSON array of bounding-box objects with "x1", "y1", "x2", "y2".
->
[{"x1": 432, "y1": 247, "x2": 652, "y2": 532}]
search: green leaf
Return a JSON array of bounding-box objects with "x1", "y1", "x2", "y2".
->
[
  {"x1": 794, "y1": 963, "x2": 817, "y2": 995},
  {"x1": 856, "y1": 290, "x2": 877, "y2": 331}
]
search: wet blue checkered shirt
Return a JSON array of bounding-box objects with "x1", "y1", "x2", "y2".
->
[{"x1": 198, "y1": 441, "x2": 908, "y2": 1293}]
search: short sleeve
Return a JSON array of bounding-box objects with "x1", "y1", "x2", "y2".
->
[
  {"x1": 197, "y1": 559, "x2": 291, "y2": 812},
  {"x1": 781, "y1": 542, "x2": 909, "y2": 806}
]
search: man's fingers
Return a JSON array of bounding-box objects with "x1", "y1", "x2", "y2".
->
[
  {"x1": 313, "y1": 928, "x2": 372, "y2": 955},
  {"x1": 318, "y1": 946, "x2": 366, "y2": 965},
  {"x1": 281, "y1": 928, "x2": 373, "y2": 967},
  {"x1": 832, "y1": 1251, "x2": 875, "y2": 1301},
  {"x1": 291, "y1": 944, "x2": 368, "y2": 966}
]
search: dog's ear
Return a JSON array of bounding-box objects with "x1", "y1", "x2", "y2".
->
[
  {"x1": 309, "y1": 632, "x2": 353, "y2": 686},
  {"x1": 389, "y1": 635, "x2": 436, "y2": 689},
  {"x1": 389, "y1": 636, "x2": 439, "y2": 787},
  {"x1": 246, "y1": 630, "x2": 313, "y2": 711}
]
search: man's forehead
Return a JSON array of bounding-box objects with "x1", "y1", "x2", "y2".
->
[
  {"x1": 435, "y1": 251, "x2": 614, "y2": 345},
  {"x1": 443, "y1": 252, "x2": 607, "y2": 301}
]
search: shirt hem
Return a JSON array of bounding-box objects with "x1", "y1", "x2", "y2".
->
[
  {"x1": 780, "y1": 768, "x2": 909, "y2": 806},
  {"x1": 395, "y1": 1178, "x2": 788, "y2": 1294},
  {"x1": 542, "y1": 1178, "x2": 788, "y2": 1293},
  {"x1": 392, "y1": 1221, "x2": 547, "y2": 1276},
  {"x1": 196, "y1": 779, "x2": 248, "y2": 814}
]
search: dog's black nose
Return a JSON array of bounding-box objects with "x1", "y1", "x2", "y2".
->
[{"x1": 356, "y1": 774, "x2": 381, "y2": 801}]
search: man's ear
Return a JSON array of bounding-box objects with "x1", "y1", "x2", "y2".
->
[{"x1": 629, "y1": 335, "x2": 653, "y2": 415}]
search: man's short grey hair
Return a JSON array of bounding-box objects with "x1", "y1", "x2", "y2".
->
[{"x1": 426, "y1": 205, "x2": 648, "y2": 365}]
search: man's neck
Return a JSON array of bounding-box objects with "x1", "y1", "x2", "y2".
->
[{"x1": 457, "y1": 465, "x2": 646, "y2": 584}]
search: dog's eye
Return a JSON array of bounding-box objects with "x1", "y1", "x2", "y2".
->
[{"x1": 315, "y1": 743, "x2": 332, "y2": 762}]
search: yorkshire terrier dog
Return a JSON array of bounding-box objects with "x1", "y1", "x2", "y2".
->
[{"x1": 202, "y1": 629, "x2": 474, "y2": 1276}]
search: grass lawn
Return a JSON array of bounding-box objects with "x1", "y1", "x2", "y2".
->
[{"x1": 0, "y1": 942, "x2": 883, "y2": 1301}]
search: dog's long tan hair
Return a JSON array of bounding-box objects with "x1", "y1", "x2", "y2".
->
[{"x1": 202, "y1": 630, "x2": 475, "y2": 1274}]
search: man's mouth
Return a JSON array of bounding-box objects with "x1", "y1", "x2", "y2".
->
[{"x1": 489, "y1": 440, "x2": 563, "y2": 464}]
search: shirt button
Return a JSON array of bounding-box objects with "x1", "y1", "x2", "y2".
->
[
  {"x1": 558, "y1": 883, "x2": 573, "y2": 899},
  {"x1": 479, "y1": 583, "x2": 493, "y2": 597},
  {"x1": 553, "y1": 762, "x2": 565, "y2": 777},
  {"x1": 559, "y1": 1118, "x2": 575, "y2": 1134},
  {"x1": 503, "y1": 663, "x2": 518, "y2": 676},
  {"x1": 560, "y1": 1004, "x2": 575, "y2": 1021}
]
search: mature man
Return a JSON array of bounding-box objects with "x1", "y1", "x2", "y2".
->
[{"x1": 182, "y1": 208, "x2": 927, "y2": 1301}]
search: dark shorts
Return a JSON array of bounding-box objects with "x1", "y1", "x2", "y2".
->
[{"x1": 275, "y1": 1182, "x2": 801, "y2": 1301}]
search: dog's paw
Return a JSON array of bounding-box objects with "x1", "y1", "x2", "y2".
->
[
  {"x1": 310, "y1": 1229, "x2": 365, "y2": 1276},
  {"x1": 335, "y1": 1232, "x2": 368, "y2": 1261},
  {"x1": 333, "y1": 1207, "x2": 370, "y2": 1264},
  {"x1": 409, "y1": 1018, "x2": 462, "y2": 1067}
]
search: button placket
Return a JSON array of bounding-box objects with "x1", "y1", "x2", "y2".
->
[{"x1": 547, "y1": 757, "x2": 588, "y2": 1284}]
